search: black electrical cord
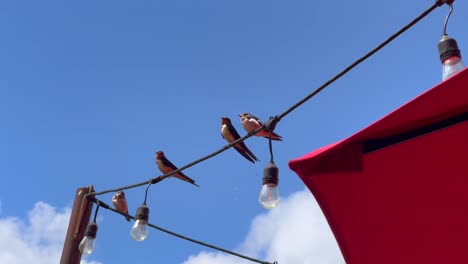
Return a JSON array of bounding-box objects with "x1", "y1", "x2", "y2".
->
[
  {"x1": 268, "y1": 127, "x2": 274, "y2": 163},
  {"x1": 276, "y1": 1, "x2": 441, "y2": 120},
  {"x1": 143, "y1": 182, "x2": 152, "y2": 205},
  {"x1": 442, "y1": 2, "x2": 453, "y2": 35},
  {"x1": 92, "y1": 204, "x2": 99, "y2": 222},
  {"x1": 90, "y1": 198, "x2": 277, "y2": 264},
  {"x1": 86, "y1": 126, "x2": 262, "y2": 197}
]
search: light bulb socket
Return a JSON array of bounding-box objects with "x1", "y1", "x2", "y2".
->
[
  {"x1": 84, "y1": 222, "x2": 98, "y2": 239},
  {"x1": 438, "y1": 34, "x2": 462, "y2": 63},
  {"x1": 135, "y1": 204, "x2": 150, "y2": 222},
  {"x1": 262, "y1": 162, "x2": 279, "y2": 185}
]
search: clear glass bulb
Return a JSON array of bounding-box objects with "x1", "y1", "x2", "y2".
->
[
  {"x1": 79, "y1": 236, "x2": 96, "y2": 255},
  {"x1": 442, "y1": 56, "x2": 465, "y2": 80},
  {"x1": 130, "y1": 219, "x2": 148, "y2": 241},
  {"x1": 259, "y1": 183, "x2": 280, "y2": 209}
]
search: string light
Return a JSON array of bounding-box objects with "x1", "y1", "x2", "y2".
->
[
  {"x1": 437, "y1": 1, "x2": 465, "y2": 80},
  {"x1": 79, "y1": 204, "x2": 100, "y2": 255},
  {"x1": 259, "y1": 117, "x2": 280, "y2": 209},
  {"x1": 259, "y1": 162, "x2": 280, "y2": 209},
  {"x1": 80, "y1": 1, "x2": 454, "y2": 262},
  {"x1": 131, "y1": 204, "x2": 150, "y2": 241},
  {"x1": 130, "y1": 183, "x2": 152, "y2": 242}
]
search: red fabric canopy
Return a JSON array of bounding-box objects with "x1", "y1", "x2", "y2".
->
[{"x1": 289, "y1": 68, "x2": 468, "y2": 264}]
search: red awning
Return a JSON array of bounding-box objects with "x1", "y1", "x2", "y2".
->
[{"x1": 289, "y1": 68, "x2": 468, "y2": 264}]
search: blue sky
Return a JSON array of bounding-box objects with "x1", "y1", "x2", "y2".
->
[{"x1": 1, "y1": 1, "x2": 466, "y2": 263}]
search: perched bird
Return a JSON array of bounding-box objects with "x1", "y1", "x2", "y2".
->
[
  {"x1": 239, "y1": 113, "x2": 282, "y2": 141},
  {"x1": 221, "y1": 116, "x2": 259, "y2": 163},
  {"x1": 112, "y1": 191, "x2": 131, "y2": 221},
  {"x1": 155, "y1": 151, "x2": 199, "y2": 187}
]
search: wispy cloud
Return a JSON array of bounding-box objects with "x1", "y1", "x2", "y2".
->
[
  {"x1": 183, "y1": 189, "x2": 344, "y2": 264},
  {"x1": 0, "y1": 201, "x2": 101, "y2": 264}
]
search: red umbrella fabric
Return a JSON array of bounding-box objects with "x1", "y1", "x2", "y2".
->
[{"x1": 289, "y1": 68, "x2": 468, "y2": 264}]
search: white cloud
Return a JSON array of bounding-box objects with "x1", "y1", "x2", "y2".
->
[
  {"x1": 0, "y1": 201, "x2": 101, "y2": 264},
  {"x1": 183, "y1": 189, "x2": 344, "y2": 264}
]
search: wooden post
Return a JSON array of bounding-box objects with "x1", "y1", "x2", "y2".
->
[{"x1": 60, "y1": 186, "x2": 95, "y2": 264}]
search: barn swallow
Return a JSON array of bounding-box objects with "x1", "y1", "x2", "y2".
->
[
  {"x1": 239, "y1": 113, "x2": 283, "y2": 141},
  {"x1": 155, "y1": 151, "x2": 199, "y2": 187},
  {"x1": 112, "y1": 191, "x2": 131, "y2": 221},
  {"x1": 221, "y1": 116, "x2": 259, "y2": 163}
]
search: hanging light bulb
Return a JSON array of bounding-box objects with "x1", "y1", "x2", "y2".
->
[
  {"x1": 437, "y1": 2, "x2": 465, "y2": 80},
  {"x1": 438, "y1": 34, "x2": 465, "y2": 80},
  {"x1": 259, "y1": 162, "x2": 280, "y2": 209},
  {"x1": 130, "y1": 204, "x2": 149, "y2": 241},
  {"x1": 79, "y1": 222, "x2": 98, "y2": 255}
]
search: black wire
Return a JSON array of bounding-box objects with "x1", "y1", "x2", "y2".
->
[
  {"x1": 89, "y1": 198, "x2": 276, "y2": 264},
  {"x1": 442, "y1": 3, "x2": 453, "y2": 35},
  {"x1": 86, "y1": 126, "x2": 262, "y2": 197},
  {"x1": 268, "y1": 130, "x2": 274, "y2": 163},
  {"x1": 145, "y1": 222, "x2": 272, "y2": 264},
  {"x1": 143, "y1": 183, "x2": 152, "y2": 205},
  {"x1": 93, "y1": 204, "x2": 100, "y2": 222},
  {"x1": 87, "y1": 179, "x2": 152, "y2": 197},
  {"x1": 276, "y1": 1, "x2": 440, "y2": 120},
  {"x1": 86, "y1": 2, "x2": 441, "y2": 199}
]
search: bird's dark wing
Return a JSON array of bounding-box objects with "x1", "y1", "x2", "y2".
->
[{"x1": 228, "y1": 123, "x2": 259, "y2": 163}]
